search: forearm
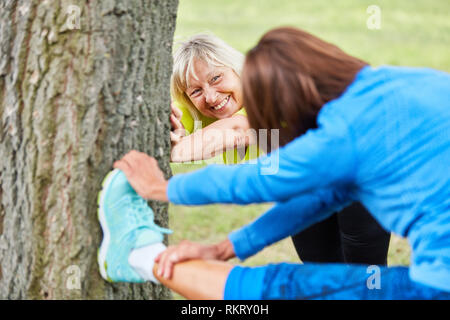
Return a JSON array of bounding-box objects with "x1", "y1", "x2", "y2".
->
[
  {"x1": 168, "y1": 147, "x2": 317, "y2": 205},
  {"x1": 229, "y1": 188, "x2": 351, "y2": 260},
  {"x1": 168, "y1": 162, "x2": 264, "y2": 204},
  {"x1": 154, "y1": 260, "x2": 233, "y2": 300},
  {"x1": 167, "y1": 124, "x2": 355, "y2": 205},
  {"x1": 170, "y1": 115, "x2": 253, "y2": 163},
  {"x1": 171, "y1": 131, "x2": 254, "y2": 163},
  {"x1": 170, "y1": 129, "x2": 231, "y2": 162}
]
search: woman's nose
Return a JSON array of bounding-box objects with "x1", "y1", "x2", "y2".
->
[{"x1": 204, "y1": 88, "x2": 218, "y2": 105}]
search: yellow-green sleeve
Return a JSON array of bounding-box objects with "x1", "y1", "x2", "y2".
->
[
  {"x1": 234, "y1": 108, "x2": 247, "y2": 116},
  {"x1": 174, "y1": 101, "x2": 195, "y2": 135},
  {"x1": 175, "y1": 100, "x2": 217, "y2": 134}
]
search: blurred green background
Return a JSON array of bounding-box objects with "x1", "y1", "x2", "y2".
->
[{"x1": 167, "y1": 0, "x2": 449, "y2": 298}]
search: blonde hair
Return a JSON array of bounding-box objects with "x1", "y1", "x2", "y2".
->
[{"x1": 171, "y1": 34, "x2": 244, "y2": 123}]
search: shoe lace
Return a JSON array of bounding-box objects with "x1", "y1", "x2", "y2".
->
[{"x1": 123, "y1": 195, "x2": 172, "y2": 234}]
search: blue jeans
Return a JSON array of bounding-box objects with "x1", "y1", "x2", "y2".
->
[{"x1": 224, "y1": 263, "x2": 450, "y2": 300}]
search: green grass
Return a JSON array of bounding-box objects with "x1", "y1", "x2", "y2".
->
[{"x1": 166, "y1": 0, "x2": 448, "y2": 299}]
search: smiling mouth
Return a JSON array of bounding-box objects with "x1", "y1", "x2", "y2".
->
[{"x1": 212, "y1": 95, "x2": 230, "y2": 111}]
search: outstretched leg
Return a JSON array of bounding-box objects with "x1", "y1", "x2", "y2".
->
[
  {"x1": 225, "y1": 263, "x2": 450, "y2": 300},
  {"x1": 152, "y1": 260, "x2": 233, "y2": 300}
]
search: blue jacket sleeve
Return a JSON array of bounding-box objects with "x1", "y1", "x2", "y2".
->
[
  {"x1": 228, "y1": 188, "x2": 352, "y2": 260},
  {"x1": 167, "y1": 111, "x2": 356, "y2": 205}
]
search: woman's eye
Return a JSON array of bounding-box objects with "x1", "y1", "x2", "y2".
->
[
  {"x1": 190, "y1": 89, "x2": 201, "y2": 96},
  {"x1": 211, "y1": 75, "x2": 221, "y2": 83}
]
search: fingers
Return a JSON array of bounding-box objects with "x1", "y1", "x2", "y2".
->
[
  {"x1": 113, "y1": 150, "x2": 159, "y2": 181},
  {"x1": 112, "y1": 150, "x2": 167, "y2": 200},
  {"x1": 114, "y1": 150, "x2": 155, "y2": 168},
  {"x1": 155, "y1": 246, "x2": 179, "y2": 279},
  {"x1": 170, "y1": 114, "x2": 185, "y2": 141},
  {"x1": 170, "y1": 114, "x2": 184, "y2": 131},
  {"x1": 171, "y1": 102, "x2": 183, "y2": 119},
  {"x1": 170, "y1": 131, "x2": 181, "y2": 143},
  {"x1": 113, "y1": 158, "x2": 132, "y2": 175},
  {"x1": 114, "y1": 150, "x2": 139, "y2": 173},
  {"x1": 155, "y1": 241, "x2": 202, "y2": 280}
]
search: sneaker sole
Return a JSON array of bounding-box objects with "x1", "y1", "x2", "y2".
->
[{"x1": 97, "y1": 169, "x2": 121, "y2": 282}]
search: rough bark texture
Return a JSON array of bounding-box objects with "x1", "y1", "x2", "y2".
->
[{"x1": 0, "y1": 0, "x2": 178, "y2": 299}]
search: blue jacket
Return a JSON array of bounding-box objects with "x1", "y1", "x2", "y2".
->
[{"x1": 167, "y1": 65, "x2": 450, "y2": 292}]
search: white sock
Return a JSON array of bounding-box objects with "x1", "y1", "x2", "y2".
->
[{"x1": 128, "y1": 242, "x2": 167, "y2": 284}]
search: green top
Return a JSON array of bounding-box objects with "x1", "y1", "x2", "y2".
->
[{"x1": 173, "y1": 100, "x2": 261, "y2": 164}]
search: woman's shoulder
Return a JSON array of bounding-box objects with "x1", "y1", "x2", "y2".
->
[
  {"x1": 234, "y1": 108, "x2": 247, "y2": 117},
  {"x1": 174, "y1": 100, "x2": 216, "y2": 134}
]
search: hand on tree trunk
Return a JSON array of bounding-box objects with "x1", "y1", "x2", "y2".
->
[{"x1": 114, "y1": 150, "x2": 169, "y2": 201}]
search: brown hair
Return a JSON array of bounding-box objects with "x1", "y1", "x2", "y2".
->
[{"x1": 242, "y1": 27, "x2": 368, "y2": 146}]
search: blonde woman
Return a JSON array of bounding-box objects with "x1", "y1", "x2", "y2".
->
[{"x1": 169, "y1": 34, "x2": 257, "y2": 164}]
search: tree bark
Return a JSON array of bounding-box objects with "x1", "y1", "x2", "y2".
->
[{"x1": 0, "y1": 0, "x2": 178, "y2": 299}]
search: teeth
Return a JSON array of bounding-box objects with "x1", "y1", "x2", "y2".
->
[{"x1": 214, "y1": 96, "x2": 229, "y2": 110}]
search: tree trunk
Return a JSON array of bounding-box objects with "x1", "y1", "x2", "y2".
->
[{"x1": 0, "y1": 0, "x2": 178, "y2": 299}]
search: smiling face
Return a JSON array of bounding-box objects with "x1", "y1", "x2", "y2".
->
[{"x1": 185, "y1": 59, "x2": 243, "y2": 119}]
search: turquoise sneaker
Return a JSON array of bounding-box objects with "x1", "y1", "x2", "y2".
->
[{"x1": 97, "y1": 169, "x2": 172, "y2": 282}]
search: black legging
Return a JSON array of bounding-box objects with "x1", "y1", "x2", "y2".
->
[{"x1": 291, "y1": 202, "x2": 391, "y2": 265}]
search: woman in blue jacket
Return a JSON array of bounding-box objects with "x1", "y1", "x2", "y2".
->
[{"x1": 102, "y1": 27, "x2": 450, "y2": 299}]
